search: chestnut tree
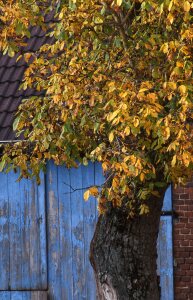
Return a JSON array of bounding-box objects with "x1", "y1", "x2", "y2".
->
[{"x1": 1, "y1": 0, "x2": 193, "y2": 298}]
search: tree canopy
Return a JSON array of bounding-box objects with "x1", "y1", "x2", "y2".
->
[{"x1": 1, "y1": 0, "x2": 193, "y2": 215}]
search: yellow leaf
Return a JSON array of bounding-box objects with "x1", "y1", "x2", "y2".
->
[
  {"x1": 53, "y1": 95, "x2": 60, "y2": 103},
  {"x1": 24, "y1": 53, "x2": 32, "y2": 62},
  {"x1": 111, "y1": 116, "x2": 120, "y2": 126},
  {"x1": 171, "y1": 155, "x2": 176, "y2": 167},
  {"x1": 178, "y1": 85, "x2": 187, "y2": 95},
  {"x1": 168, "y1": 82, "x2": 177, "y2": 90},
  {"x1": 140, "y1": 173, "x2": 145, "y2": 181},
  {"x1": 184, "y1": 1, "x2": 191, "y2": 12},
  {"x1": 116, "y1": 0, "x2": 123, "y2": 6},
  {"x1": 108, "y1": 81, "x2": 116, "y2": 92},
  {"x1": 102, "y1": 162, "x2": 109, "y2": 171},
  {"x1": 167, "y1": 13, "x2": 174, "y2": 24},
  {"x1": 182, "y1": 152, "x2": 190, "y2": 167},
  {"x1": 119, "y1": 92, "x2": 128, "y2": 99},
  {"x1": 59, "y1": 11, "x2": 64, "y2": 19},
  {"x1": 133, "y1": 118, "x2": 139, "y2": 127},
  {"x1": 16, "y1": 54, "x2": 23, "y2": 62},
  {"x1": 109, "y1": 131, "x2": 114, "y2": 143},
  {"x1": 161, "y1": 43, "x2": 169, "y2": 54},
  {"x1": 168, "y1": 0, "x2": 173, "y2": 11},
  {"x1": 112, "y1": 177, "x2": 119, "y2": 188},
  {"x1": 124, "y1": 127, "x2": 130, "y2": 136},
  {"x1": 121, "y1": 103, "x2": 128, "y2": 110},
  {"x1": 122, "y1": 146, "x2": 127, "y2": 153},
  {"x1": 147, "y1": 93, "x2": 157, "y2": 102},
  {"x1": 165, "y1": 127, "x2": 170, "y2": 140},
  {"x1": 139, "y1": 204, "x2": 149, "y2": 215},
  {"x1": 84, "y1": 190, "x2": 90, "y2": 201},
  {"x1": 176, "y1": 61, "x2": 184, "y2": 68},
  {"x1": 177, "y1": 130, "x2": 182, "y2": 139},
  {"x1": 89, "y1": 187, "x2": 99, "y2": 197},
  {"x1": 139, "y1": 88, "x2": 148, "y2": 93},
  {"x1": 107, "y1": 110, "x2": 119, "y2": 122},
  {"x1": 179, "y1": 112, "x2": 186, "y2": 122}
]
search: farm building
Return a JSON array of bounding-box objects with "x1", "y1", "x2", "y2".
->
[{"x1": 0, "y1": 18, "x2": 191, "y2": 300}]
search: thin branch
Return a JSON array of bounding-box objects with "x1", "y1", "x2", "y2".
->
[
  {"x1": 62, "y1": 181, "x2": 100, "y2": 194},
  {"x1": 123, "y1": 1, "x2": 136, "y2": 24},
  {"x1": 62, "y1": 171, "x2": 114, "y2": 195},
  {"x1": 102, "y1": 2, "x2": 128, "y2": 51}
]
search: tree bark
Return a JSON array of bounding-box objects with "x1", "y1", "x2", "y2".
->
[{"x1": 90, "y1": 192, "x2": 165, "y2": 300}]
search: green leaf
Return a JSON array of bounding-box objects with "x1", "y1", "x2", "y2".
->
[
  {"x1": 0, "y1": 160, "x2": 5, "y2": 172},
  {"x1": 83, "y1": 157, "x2": 88, "y2": 166},
  {"x1": 13, "y1": 116, "x2": 21, "y2": 131}
]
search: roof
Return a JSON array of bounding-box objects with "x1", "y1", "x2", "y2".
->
[{"x1": 0, "y1": 17, "x2": 54, "y2": 141}]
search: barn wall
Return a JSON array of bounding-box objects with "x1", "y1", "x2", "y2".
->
[
  {"x1": 0, "y1": 163, "x2": 174, "y2": 299},
  {"x1": 173, "y1": 182, "x2": 193, "y2": 299}
]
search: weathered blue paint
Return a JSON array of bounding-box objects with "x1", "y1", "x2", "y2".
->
[
  {"x1": 46, "y1": 162, "x2": 61, "y2": 300},
  {"x1": 157, "y1": 185, "x2": 174, "y2": 300},
  {"x1": 0, "y1": 170, "x2": 47, "y2": 290},
  {"x1": 162, "y1": 185, "x2": 172, "y2": 211},
  {"x1": 0, "y1": 163, "x2": 173, "y2": 299},
  {"x1": 46, "y1": 161, "x2": 99, "y2": 299},
  {"x1": 82, "y1": 163, "x2": 97, "y2": 300},
  {"x1": 57, "y1": 165, "x2": 73, "y2": 300},
  {"x1": 0, "y1": 291, "x2": 47, "y2": 299},
  {"x1": 0, "y1": 172, "x2": 9, "y2": 290},
  {"x1": 70, "y1": 165, "x2": 86, "y2": 299}
]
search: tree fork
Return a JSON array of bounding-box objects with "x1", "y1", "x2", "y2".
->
[{"x1": 90, "y1": 193, "x2": 165, "y2": 300}]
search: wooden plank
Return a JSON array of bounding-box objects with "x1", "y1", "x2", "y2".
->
[
  {"x1": 0, "y1": 291, "x2": 47, "y2": 300},
  {"x1": 0, "y1": 172, "x2": 9, "y2": 290},
  {"x1": 162, "y1": 185, "x2": 172, "y2": 211},
  {"x1": 0, "y1": 292, "x2": 10, "y2": 300},
  {"x1": 157, "y1": 185, "x2": 174, "y2": 299},
  {"x1": 70, "y1": 165, "x2": 86, "y2": 299},
  {"x1": 46, "y1": 161, "x2": 61, "y2": 299},
  {"x1": 158, "y1": 216, "x2": 174, "y2": 300},
  {"x1": 37, "y1": 172, "x2": 47, "y2": 289},
  {"x1": 57, "y1": 165, "x2": 73, "y2": 299},
  {"x1": 82, "y1": 162, "x2": 98, "y2": 300},
  {"x1": 31, "y1": 291, "x2": 47, "y2": 300},
  {"x1": 0, "y1": 170, "x2": 47, "y2": 290},
  {"x1": 20, "y1": 176, "x2": 30, "y2": 290},
  {"x1": 8, "y1": 171, "x2": 22, "y2": 289},
  {"x1": 27, "y1": 173, "x2": 47, "y2": 289}
]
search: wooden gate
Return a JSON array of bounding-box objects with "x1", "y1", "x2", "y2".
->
[{"x1": 0, "y1": 162, "x2": 173, "y2": 299}]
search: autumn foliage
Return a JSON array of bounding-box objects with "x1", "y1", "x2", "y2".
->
[{"x1": 1, "y1": 0, "x2": 193, "y2": 215}]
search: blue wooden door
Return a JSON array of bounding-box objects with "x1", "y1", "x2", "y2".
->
[
  {"x1": 0, "y1": 170, "x2": 47, "y2": 299},
  {"x1": 157, "y1": 185, "x2": 174, "y2": 300}
]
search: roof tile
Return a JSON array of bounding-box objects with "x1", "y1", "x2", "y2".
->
[
  {"x1": 0, "y1": 127, "x2": 15, "y2": 141},
  {"x1": 0, "y1": 66, "x2": 26, "y2": 83},
  {"x1": 0, "y1": 112, "x2": 15, "y2": 128},
  {"x1": 0, "y1": 97, "x2": 22, "y2": 113},
  {"x1": 0, "y1": 21, "x2": 54, "y2": 141}
]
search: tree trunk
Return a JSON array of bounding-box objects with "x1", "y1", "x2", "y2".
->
[{"x1": 90, "y1": 193, "x2": 165, "y2": 300}]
